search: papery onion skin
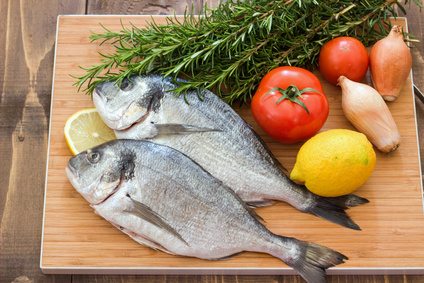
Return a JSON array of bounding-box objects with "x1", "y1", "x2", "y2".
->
[
  {"x1": 370, "y1": 25, "x2": 412, "y2": 102},
  {"x1": 338, "y1": 76, "x2": 400, "y2": 153}
]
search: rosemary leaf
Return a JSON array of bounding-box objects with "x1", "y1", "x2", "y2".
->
[{"x1": 74, "y1": 0, "x2": 422, "y2": 104}]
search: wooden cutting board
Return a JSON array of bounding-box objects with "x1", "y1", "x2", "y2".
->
[{"x1": 41, "y1": 15, "x2": 424, "y2": 275}]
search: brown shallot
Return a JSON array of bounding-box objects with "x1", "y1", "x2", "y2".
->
[
  {"x1": 338, "y1": 76, "x2": 400, "y2": 153},
  {"x1": 369, "y1": 25, "x2": 412, "y2": 101}
]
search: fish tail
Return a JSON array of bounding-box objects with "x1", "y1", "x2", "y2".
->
[
  {"x1": 307, "y1": 194, "x2": 369, "y2": 230},
  {"x1": 274, "y1": 236, "x2": 347, "y2": 283}
]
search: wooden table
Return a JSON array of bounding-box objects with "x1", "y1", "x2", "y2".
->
[{"x1": 1, "y1": 1, "x2": 423, "y2": 283}]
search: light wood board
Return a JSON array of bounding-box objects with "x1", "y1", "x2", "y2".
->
[{"x1": 41, "y1": 16, "x2": 424, "y2": 275}]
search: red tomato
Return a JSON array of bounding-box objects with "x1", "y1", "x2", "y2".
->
[
  {"x1": 251, "y1": 66, "x2": 329, "y2": 144},
  {"x1": 319, "y1": 37, "x2": 369, "y2": 85}
]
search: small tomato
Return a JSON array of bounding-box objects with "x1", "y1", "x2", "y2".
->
[{"x1": 319, "y1": 37, "x2": 369, "y2": 85}]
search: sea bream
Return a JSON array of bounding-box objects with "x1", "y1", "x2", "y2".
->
[
  {"x1": 93, "y1": 75, "x2": 368, "y2": 230},
  {"x1": 66, "y1": 139, "x2": 347, "y2": 283}
]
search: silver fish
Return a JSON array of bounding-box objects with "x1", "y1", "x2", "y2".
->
[
  {"x1": 93, "y1": 75, "x2": 368, "y2": 230},
  {"x1": 66, "y1": 139, "x2": 347, "y2": 283}
]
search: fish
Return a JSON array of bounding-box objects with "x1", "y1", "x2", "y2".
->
[
  {"x1": 66, "y1": 139, "x2": 348, "y2": 283},
  {"x1": 93, "y1": 75, "x2": 369, "y2": 230}
]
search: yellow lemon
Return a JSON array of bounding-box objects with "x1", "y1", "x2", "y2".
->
[
  {"x1": 64, "y1": 108, "x2": 116, "y2": 155},
  {"x1": 290, "y1": 129, "x2": 376, "y2": 197}
]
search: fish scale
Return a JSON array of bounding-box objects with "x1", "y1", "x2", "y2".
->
[
  {"x1": 67, "y1": 139, "x2": 347, "y2": 282},
  {"x1": 93, "y1": 75, "x2": 369, "y2": 230}
]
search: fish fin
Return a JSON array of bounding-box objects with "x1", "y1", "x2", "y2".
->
[
  {"x1": 126, "y1": 230, "x2": 177, "y2": 255},
  {"x1": 132, "y1": 235, "x2": 177, "y2": 255},
  {"x1": 276, "y1": 236, "x2": 348, "y2": 283},
  {"x1": 155, "y1": 123, "x2": 221, "y2": 136},
  {"x1": 246, "y1": 206, "x2": 265, "y2": 224},
  {"x1": 246, "y1": 200, "x2": 274, "y2": 208},
  {"x1": 209, "y1": 252, "x2": 244, "y2": 261},
  {"x1": 125, "y1": 194, "x2": 189, "y2": 245},
  {"x1": 109, "y1": 221, "x2": 176, "y2": 255},
  {"x1": 323, "y1": 194, "x2": 369, "y2": 209},
  {"x1": 308, "y1": 196, "x2": 365, "y2": 230}
]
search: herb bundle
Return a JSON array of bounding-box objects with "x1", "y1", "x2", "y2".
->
[{"x1": 75, "y1": 0, "x2": 422, "y2": 104}]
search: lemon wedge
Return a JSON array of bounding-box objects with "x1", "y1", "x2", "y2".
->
[{"x1": 64, "y1": 108, "x2": 116, "y2": 155}]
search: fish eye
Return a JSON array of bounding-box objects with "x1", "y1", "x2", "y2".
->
[
  {"x1": 87, "y1": 151, "x2": 100, "y2": 164},
  {"x1": 120, "y1": 78, "x2": 134, "y2": 92}
]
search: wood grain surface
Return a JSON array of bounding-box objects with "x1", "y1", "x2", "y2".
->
[
  {"x1": 1, "y1": 1, "x2": 424, "y2": 283},
  {"x1": 42, "y1": 13, "x2": 423, "y2": 278}
]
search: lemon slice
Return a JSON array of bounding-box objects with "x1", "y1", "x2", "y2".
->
[{"x1": 64, "y1": 108, "x2": 116, "y2": 155}]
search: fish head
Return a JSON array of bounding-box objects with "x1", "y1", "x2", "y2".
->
[
  {"x1": 93, "y1": 76, "x2": 164, "y2": 131},
  {"x1": 66, "y1": 141, "x2": 135, "y2": 205}
]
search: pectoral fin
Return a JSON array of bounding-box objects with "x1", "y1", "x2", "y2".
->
[
  {"x1": 125, "y1": 194, "x2": 188, "y2": 245},
  {"x1": 110, "y1": 222, "x2": 176, "y2": 255},
  {"x1": 246, "y1": 200, "x2": 274, "y2": 208},
  {"x1": 155, "y1": 123, "x2": 221, "y2": 136},
  {"x1": 209, "y1": 252, "x2": 243, "y2": 261}
]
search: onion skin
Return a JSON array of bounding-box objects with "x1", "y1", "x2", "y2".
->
[
  {"x1": 370, "y1": 25, "x2": 412, "y2": 102},
  {"x1": 338, "y1": 76, "x2": 400, "y2": 153}
]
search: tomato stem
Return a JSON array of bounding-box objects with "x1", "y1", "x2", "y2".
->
[
  {"x1": 286, "y1": 85, "x2": 300, "y2": 98},
  {"x1": 268, "y1": 85, "x2": 321, "y2": 114}
]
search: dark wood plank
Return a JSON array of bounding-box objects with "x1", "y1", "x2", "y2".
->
[
  {"x1": 72, "y1": 275, "x2": 301, "y2": 283},
  {"x1": 71, "y1": 274, "x2": 424, "y2": 283},
  {"x1": 0, "y1": 1, "x2": 86, "y2": 282},
  {"x1": 87, "y1": 0, "x2": 203, "y2": 15}
]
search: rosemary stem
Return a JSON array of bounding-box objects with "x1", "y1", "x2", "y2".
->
[{"x1": 74, "y1": 0, "x2": 421, "y2": 104}]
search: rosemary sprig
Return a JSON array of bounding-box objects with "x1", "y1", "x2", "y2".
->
[{"x1": 74, "y1": 0, "x2": 422, "y2": 104}]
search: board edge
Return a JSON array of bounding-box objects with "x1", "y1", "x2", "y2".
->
[
  {"x1": 40, "y1": 14, "x2": 62, "y2": 274},
  {"x1": 403, "y1": 16, "x2": 424, "y2": 213},
  {"x1": 411, "y1": 62, "x2": 424, "y2": 213},
  {"x1": 40, "y1": 266, "x2": 424, "y2": 276}
]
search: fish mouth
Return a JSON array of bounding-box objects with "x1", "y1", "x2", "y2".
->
[
  {"x1": 93, "y1": 88, "x2": 109, "y2": 107},
  {"x1": 66, "y1": 165, "x2": 81, "y2": 194},
  {"x1": 66, "y1": 163, "x2": 79, "y2": 181},
  {"x1": 66, "y1": 164, "x2": 122, "y2": 206}
]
